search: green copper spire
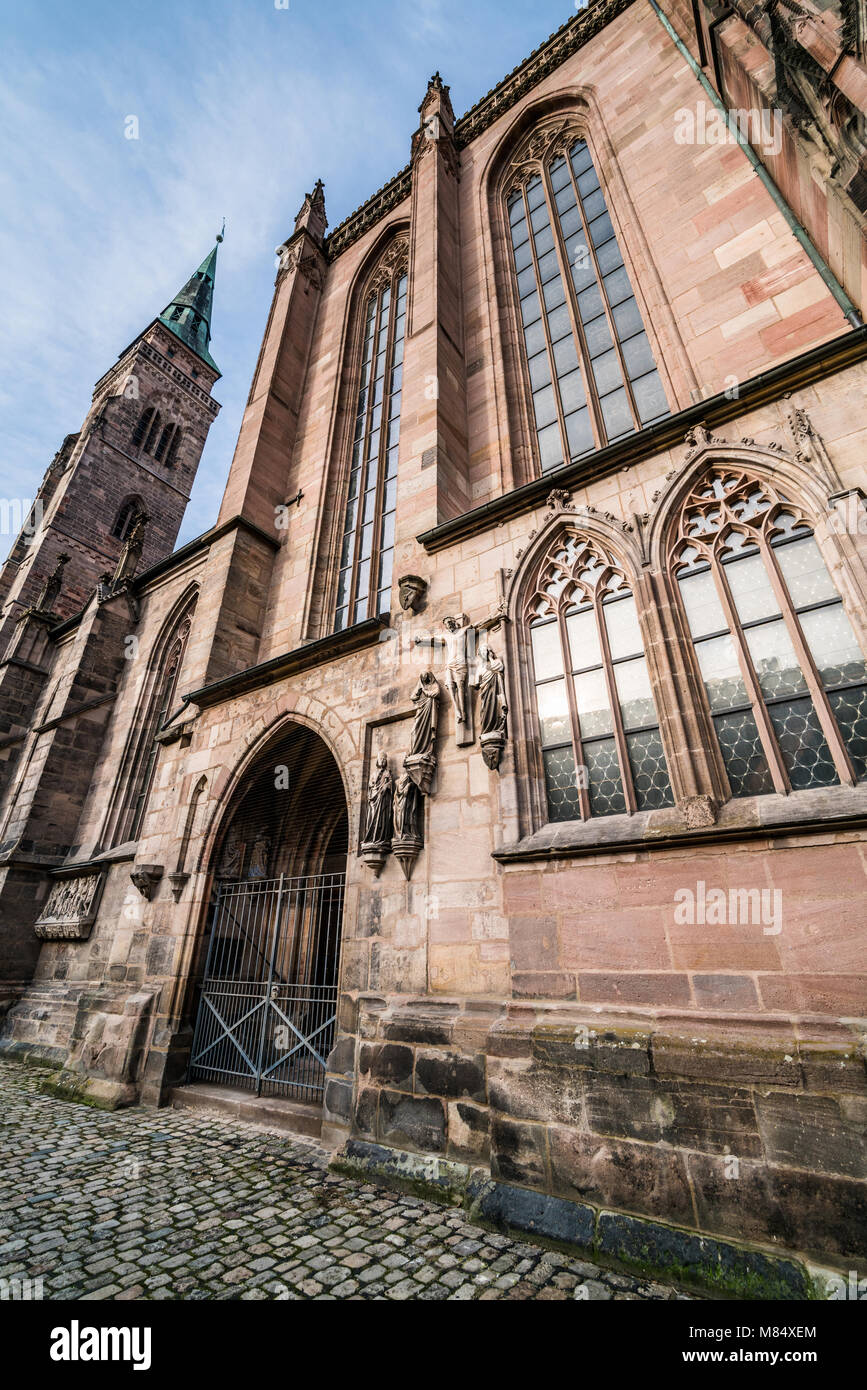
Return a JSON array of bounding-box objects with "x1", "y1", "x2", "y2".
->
[{"x1": 158, "y1": 226, "x2": 223, "y2": 372}]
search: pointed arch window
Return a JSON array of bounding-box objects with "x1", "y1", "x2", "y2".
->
[
  {"x1": 527, "y1": 532, "x2": 674, "y2": 820},
  {"x1": 112, "y1": 500, "x2": 145, "y2": 541},
  {"x1": 506, "y1": 136, "x2": 668, "y2": 471},
  {"x1": 166, "y1": 426, "x2": 181, "y2": 466},
  {"x1": 333, "y1": 253, "x2": 407, "y2": 632},
  {"x1": 142, "y1": 409, "x2": 162, "y2": 455},
  {"x1": 132, "y1": 407, "x2": 155, "y2": 449},
  {"x1": 672, "y1": 468, "x2": 867, "y2": 797},
  {"x1": 119, "y1": 606, "x2": 195, "y2": 843},
  {"x1": 155, "y1": 422, "x2": 180, "y2": 465}
]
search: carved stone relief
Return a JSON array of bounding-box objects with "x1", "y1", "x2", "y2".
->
[
  {"x1": 35, "y1": 872, "x2": 104, "y2": 941},
  {"x1": 397, "y1": 574, "x2": 427, "y2": 613}
]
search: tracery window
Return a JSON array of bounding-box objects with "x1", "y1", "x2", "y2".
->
[
  {"x1": 672, "y1": 468, "x2": 867, "y2": 797},
  {"x1": 119, "y1": 606, "x2": 194, "y2": 843},
  {"x1": 527, "y1": 532, "x2": 674, "y2": 820},
  {"x1": 506, "y1": 135, "x2": 669, "y2": 471},
  {"x1": 333, "y1": 249, "x2": 407, "y2": 632}
]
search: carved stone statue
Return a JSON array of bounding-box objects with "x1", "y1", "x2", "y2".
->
[
  {"x1": 397, "y1": 574, "x2": 427, "y2": 613},
  {"x1": 405, "y1": 670, "x2": 440, "y2": 793},
  {"x1": 476, "y1": 644, "x2": 509, "y2": 771},
  {"x1": 248, "y1": 833, "x2": 271, "y2": 879},
  {"x1": 442, "y1": 613, "x2": 475, "y2": 746},
  {"x1": 392, "y1": 771, "x2": 423, "y2": 881},
  {"x1": 217, "y1": 828, "x2": 243, "y2": 880},
  {"x1": 361, "y1": 752, "x2": 394, "y2": 875},
  {"x1": 35, "y1": 553, "x2": 69, "y2": 613}
]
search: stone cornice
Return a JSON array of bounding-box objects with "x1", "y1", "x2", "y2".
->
[
  {"x1": 323, "y1": 0, "x2": 634, "y2": 262},
  {"x1": 137, "y1": 340, "x2": 221, "y2": 415},
  {"x1": 494, "y1": 785, "x2": 867, "y2": 862},
  {"x1": 93, "y1": 329, "x2": 221, "y2": 409},
  {"x1": 182, "y1": 616, "x2": 390, "y2": 710},
  {"x1": 325, "y1": 167, "x2": 413, "y2": 262},
  {"x1": 417, "y1": 324, "x2": 867, "y2": 553},
  {"x1": 454, "y1": 0, "x2": 634, "y2": 147}
]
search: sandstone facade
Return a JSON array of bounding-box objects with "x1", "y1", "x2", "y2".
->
[{"x1": 1, "y1": 0, "x2": 865, "y2": 1281}]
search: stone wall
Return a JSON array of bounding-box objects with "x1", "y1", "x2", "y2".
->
[{"x1": 327, "y1": 995, "x2": 867, "y2": 1272}]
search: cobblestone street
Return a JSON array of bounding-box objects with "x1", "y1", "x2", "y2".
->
[{"x1": 0, "y1": 1061, "x2": 689, "y2": 1302}]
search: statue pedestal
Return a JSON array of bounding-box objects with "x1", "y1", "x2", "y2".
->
[
  {"x1": 480, "y1": 730, "x2": 506, "y2": 771},
  {"x1": 404, "y1": 752, "x2": 436, "y2": 795},
  {"x1": 392, "y1": 835, "x2": 423, "y2": 881},
  {"x1": 360, "y1": 842, "x2": 390, "y2": 876}
]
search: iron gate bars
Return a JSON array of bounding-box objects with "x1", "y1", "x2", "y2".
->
[{"x1": 189, "y1": 872, "x2": 344, "y2": 1101}]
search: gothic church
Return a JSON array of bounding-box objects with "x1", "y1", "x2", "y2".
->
[{"x1": 1, "y1": 0, "x2": 866, "y2": 1287}]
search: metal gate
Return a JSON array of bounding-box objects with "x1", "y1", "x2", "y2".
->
[{"x1": 189, "y1": 872, "x2": 344, "y2": 1102}]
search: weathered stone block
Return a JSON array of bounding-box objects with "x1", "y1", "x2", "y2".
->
[
  {"x1": 324, "y1": 1078, "x2": 352, "y2": 1122},
  {"x1": 755, "y1": 1091, "x2": 867, "y2": 1179},
  {"x1": 353, "y1": 1086, "x2": 379, "y2": 1139},
  {"x1": 381, "y1": 1016, "x2": 454, "y2": 1046},
  {"x1": 488, "y1": 1055, "x2": 584, "y2": 1127},
  {"x1": 447, "y1": 1100, "x2": 490, "y2": 1161},
  {"x1": 688, "y1": 1152, "x2": 867, "y2": 1261},
  {"x1": 379, "y1": 1090, "x2": 446, "y2": 1154},
  {"x1": 325, "y1": 1035, "x2": 355, "y2": 1078},
  {"x1": 414, "y1": 1049, "x2": 486, "y2": 1102},
  {"x1": 584, "y1": 1073, "x2": 762, "y2": 1157},
  {"x1": 596, "y1": 1211, "x2": 811, "y2": 1300},
  {"x1": 548, "y1": 1125, "x2": 695, "y2": 1226},
  {"x1": 490, "y1": 1116, "x2": 548, "y2": 1187},
  {"x1": 531, "y1": 1025, "x2": 652, "y2": 1076},
  {"x1": 359, "y1": 1042, "x2": 413, "y2": 1091},
  {"x1": 472, "y1": 1180, "x2": 595, "y2": 1252},
  {"x1": 652, "y1": 1032, "x2": 800, "y2": 1087}
]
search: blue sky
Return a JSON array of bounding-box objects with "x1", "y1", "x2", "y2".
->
[{"x1": 0, "y1": 0, "x2": 578, "y2": 549}]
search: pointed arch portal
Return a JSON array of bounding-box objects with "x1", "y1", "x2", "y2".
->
[{"x1": 189, "y1": 723, "x2": 348, "y2": 1105}]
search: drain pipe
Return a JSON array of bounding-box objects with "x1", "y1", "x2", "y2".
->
[{"x1": 646, "y1": 0, "x2": 863, "y2": 328}]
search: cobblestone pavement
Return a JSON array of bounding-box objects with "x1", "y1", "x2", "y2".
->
[{"x1": 0, "y1": 1061, "x2": 690, "y2": 1302}]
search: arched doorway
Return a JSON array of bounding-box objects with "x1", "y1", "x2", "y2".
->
[{"x1": 189, "y1": 723, "x2": 348, "y2": 1106}]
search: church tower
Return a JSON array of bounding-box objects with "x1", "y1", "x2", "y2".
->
[{"x1": 0, "y1": 240, "x2": 223, "y2": 655}]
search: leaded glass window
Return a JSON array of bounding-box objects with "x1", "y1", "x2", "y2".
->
[
  {"x1": 117, "y1": 606, "x2": 195, "y2": 844},
  {"x1": 672, "y1": 468, "x2": 867, "y2": 796},
  {"x1": 527, "y1": 532, "x2": 674, "y2": 820},
  {"x1": 506, "y1": 137, "x2": 668, "y2": 472},
  {"x1": 334, "y1": 263, "x2": 406, "y2": 632}
]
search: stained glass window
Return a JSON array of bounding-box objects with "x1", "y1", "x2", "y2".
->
[
  {"x1": 507, "y1": 138, "x2": 668, "y2": 472},
  {"x1": 673, "y1": 468, "x2": 867, "y2": 796},
  {"x1": 527, "y1": 532, "x2": 673, "y2": 820},
  {"x1": 334, "y1": 265, "x2": 406, "y2": 632}
]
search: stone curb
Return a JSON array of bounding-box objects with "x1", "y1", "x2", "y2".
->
[{"x1": 333, "y1": 1139, "x2": 817, "y2": 1300}]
